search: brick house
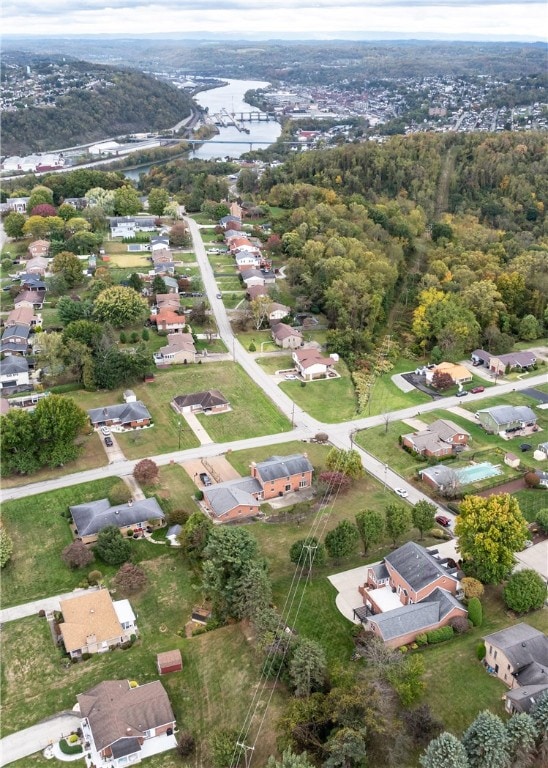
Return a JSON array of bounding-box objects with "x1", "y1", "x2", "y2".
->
[
  {"x1": 150, "y1": 308, "x2": 186, "y2": 332},
  {"x1": 483, "y1": 623, "x2": 548, "y2": 713},
  {"x1": 250, "y1": 453, "x2": 314, "y2": 500},
  {"x1": 70, "y1": 497, "x2": 165, "y2": 544},
  {"x1": 59, "y1": 590, "x2": 137, "y2": 659},
  {"x1": 171, "y1": 389, "x2": 229, "y2": 414},
  {"x1": 79, "y1": 679, "x2": 176, "y2": 766},
  {"x1": 87, "y1": 401, "x2": 152, "y2": 430},
  {"x1": 203, "y1": 477, "x2": 262, "y2": 521},
  {"x1": 354, "y1": 541, "x2": 466, "y2": 648},
  {"x1": 472, "y1": 349, "x2": 536, "y2": 375},
  {"x1": 402, "y1": 419, "x2": 470, "y2": 458},
  {"x1": 27, "y1": 239, "x2": 50, "y2": 258}
]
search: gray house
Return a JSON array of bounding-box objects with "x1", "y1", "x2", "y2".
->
[
  {"x1": 87, "y1": 402, "x2": 152, "y2": 430},
  {"x1": 71, "y1": 497, "x2": 165, "y2": 543},
  {"x1": 477, "y1": 405, "x2": 538, "y2": 435}
]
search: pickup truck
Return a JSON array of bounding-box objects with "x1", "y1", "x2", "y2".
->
[{"x1": 199, "y1": 472, "x2": 212, "y2": 486}]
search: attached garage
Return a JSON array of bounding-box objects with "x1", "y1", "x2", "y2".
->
[{"x1": 157, "y1": 649, "x2": 183, "y2": 675}]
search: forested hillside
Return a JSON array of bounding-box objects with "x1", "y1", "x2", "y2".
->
[{"x1": 2, "y1": 62, "x2": 193, "y2": 155}]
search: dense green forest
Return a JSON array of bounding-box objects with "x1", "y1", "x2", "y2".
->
[{"x1": 2, "y1": 61, "x2": 193, "y2": 155}]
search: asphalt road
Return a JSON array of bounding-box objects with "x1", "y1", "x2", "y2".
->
[{"x1": 0, "y1": 713, "x2": 82, "y2": 767}]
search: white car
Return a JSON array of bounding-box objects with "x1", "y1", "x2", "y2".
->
[
  {"x1": 395, "y1": 488, "x2": 409, "y2": 498},
  {"x1": 284, "y1": 374, "x2": 298, "y2": 380},
  {"x1": 100, "y1": 426, "x2": 111, "y2": 436}
]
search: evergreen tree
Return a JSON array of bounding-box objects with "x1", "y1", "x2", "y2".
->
[
  {"x1": 289, "y1": 637, "x2": 327, "y2": 697},
  {"x1": 505, "y1": 712, "x2": 537, "y2": 766},
  {"x1": 420, "y1": 732, "x2": 470, "y2": 768},
  {"x1": 461, "y1": 710, "x2": 510, "y2": 768}
]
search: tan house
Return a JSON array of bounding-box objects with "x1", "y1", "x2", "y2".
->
[
  {"x1": 269, "y1": 303, "x2": 290, "y2": 322},
  {"x1": 24, "y1": 255, "x2": 49, "y2": 275},
  {"x1": 472, "y1": 349, "x2": 536, "y2": 375},
  {"x1": 293, "y1": 348, "x2": 337, "y2": 380},
  {"x1": 354, "y1": 541, "x2": 466, "y2": 648},
  {"x1": 272, "y1": 323, "x2": 303, "y2": 349},
  {"x1": 70, "y1": 497, "x2": 165, "y2": 544},
  {"x1": 78, "y1": 679, "x2": 176, "y2": 766},
  {"x1": 155, "y1": 293, "x2": 181, "y2": 312},
  {"x1": 402, "y1": 419, "x2": 470, "y2": 458},
  {"x1": 425, "y1": 362, "x2": 472, "y2": 386},
  {"x1": 59, "y1": 590, "x2": 137, "y2": 659},
  {"x1": 154, "y1": 333, "x2": 196, "y2": 367},
  {"x1": 483, "y1": 624, "x2": 548, "y2": 712},
  {"x1": 5, "y1": 306, "x2": 41, "y2": 328},
  {"x1": 14, "y1": 290, "x2": 45, "y2": 310},
  {"x1": 27, "y1": 239, "x2": 50, "y2": 258}
]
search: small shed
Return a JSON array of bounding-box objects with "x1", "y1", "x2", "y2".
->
[
  {"x1": 157, "y1": 649, "x2": 183, "y2": 675},
  {"x1": 123, "y1": 389, "x2": 137, "y2": 403},
  {"x1": 504, "y1": 452, "x2": 520, "y2": 469}
]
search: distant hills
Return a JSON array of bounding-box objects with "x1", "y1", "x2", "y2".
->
[{"x1": 1, "y1": 56, "x2": 193, "y2": 156}]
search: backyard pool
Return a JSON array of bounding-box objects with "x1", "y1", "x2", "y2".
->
[{"x1": 455, "y1": 462, "x2": 503, "y2": 485}]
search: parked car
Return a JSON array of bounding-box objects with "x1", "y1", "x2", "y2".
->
[
  {"x1": 104, "y1": 436, "x2": 114, "y2": 447},
  {"x1": 199, "y1": 472, "x2": 212, "y2": 486},
  {"x1": 455, "y1": 391, "x2": 469, "y2": 398},
  {"x1": 216, "y1": 293, "x2": 222, "y2": 299},
  {"x1": 101, "y1": 426, "x2": 111, "y2": 436},
  {"x1": 284, "y1": 374, "x2": 298, "y2": 380},
  {"x1": 395, "y1": 488, "x2": 409, "y2": 498},
  {"x1": 470, "y1": 386, "x2": 485, "y2": 394},
  {"x1": 435, "y1": 515, "x2": 451, "y2": 527}
]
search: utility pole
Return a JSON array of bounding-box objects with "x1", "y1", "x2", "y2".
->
[
  {"x1": 236, "y1": 742, "x2": 255, "y2": 768},
  {"x1": 303, "y1": 542, "x2": 318, "y2": 576}
]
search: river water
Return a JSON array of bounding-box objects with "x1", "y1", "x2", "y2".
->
[{"x1": 124, "y1": 78, "x2": 280, "y2": 179}]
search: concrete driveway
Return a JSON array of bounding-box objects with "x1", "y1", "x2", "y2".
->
[
  {"x1": 514, "y1": 540, "x2": 548, "y2": 580},
  {"x1": 98, "y1": 429, "x2": 126, "y2": 463},
  {"x1": 0, "y1": 712, "x2": 82, "y2": 767}
]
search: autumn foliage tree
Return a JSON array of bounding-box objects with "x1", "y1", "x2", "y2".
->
[
  {"x1": 133, "y1": 459, "x2": 159, "y2": 484},
  {"x1": 455, "y1": 494, "x2": 528, "y2": 583},
  {"x1": 93, "y1": 285, "x2": 148, "y2": 327},
  {"x1": 30, "y1": 203, "x2": 57, "y2": 218},
  {"x1": 62, "y1": 540, "x2": 94, "y2": 569},
  {"x1": 318, "y1": 471, "x2": 352, "y2": 494},
  {"x1": 113, "y1": 562, "x2": 148, "y2": 594}
]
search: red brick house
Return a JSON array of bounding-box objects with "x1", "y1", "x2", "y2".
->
[
  {"x1": 150, "y1": 308, "x2": 186, "y2": 332},
  {"x1": 87, "y1": 402, "x2": 151, "y2": 430},
  {"x1": 402, "y1": 419, "x2": 470, "y2": 458},
  {"x1": 354, "y1": 541, "x2": 466, "y2": 648},
  {"x1": 251, "y1": 453, "x2": 314, "y2": 500}
]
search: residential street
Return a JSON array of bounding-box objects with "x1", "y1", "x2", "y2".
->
[{"x1": 0, "y1": 713, "x2": 82, "y2": 767}]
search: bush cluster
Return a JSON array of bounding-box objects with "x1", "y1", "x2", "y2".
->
[
  {"x1": 467, "y1": 597, "x2": 483, "y2": 627},
  {"x1": 426, "y1": 626, "x2": 454, "y2": 644},
  {"x1": 59, "y1": 739, "x2": 83, "y2": 755}
]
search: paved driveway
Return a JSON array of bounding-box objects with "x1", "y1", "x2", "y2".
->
[
  {"x1": 0, "y1": 713, "x2": 82, "y2": 767},
  {"x1": 0, "y1": 587, "x2": 100, "y2": 624},
  {"x1": 514, "y1": 540, "x2": 548, "y2": 580}
]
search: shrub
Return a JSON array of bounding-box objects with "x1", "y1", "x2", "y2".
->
[
  {"x1": 38, "y1": 609, "x2": 46, "y2": 618},
  {"x1": 461, "y1": 576, "x2": 484, "y2": 600},
  {"x1": 94, "y1": 526, "x2": 132, "y2": 565},
  {"x1": 87, "y1": 569, "x2": 102, "y2": 585},
  {"x1": 248, "y1": 341, "x2": 256, "y2": 352},
  {"x1": 177, "y1": 732, "x2": 196, "y2": 757},
  {"x1": 535, "y1": 508, "x2": 548, "y2": 534},
  {"x1": 477, "y1": 642, "x2": 486, "y2": 661},
  {"x1": 61, "y1": 540, "x2": 94, "y2": 569},
  {"x1": 399, "y1": 645, "x2": 408, "y2": 653},
  {"x1": 503, "y1": 569, "x2": 547, "y2": 613},
  {"x1": 108, "y1": 481, "x2": 132, "y2": 506},
  {"x1": 195, "y1": 490, "x2": 204, "y2": 501},
  {"x1": 415, "y1": 634, "x2": 428, "y2": 646},
  {"x1": 81, "y1": 653, "x2": 92, "y2": 661},
  {"x1": 167, "y1": 508, "x2": 190, "y2": 526},
  {"x1": 59, "y1": 739, "x2": 83, "y2": 755},
  {"x1": 113, "y1": 562, "x2": 148, "y2": 595},
  {"x1": 0, "y1": 526, "x2": 14, "y2": 568},
  {"x1": 130, "y1": 331, "x2": 139, "y2": 343},
  {"x1": 467, "y1": 597, "x2": 483, "y2": 627},
  {"x1": 524, "y1": 471, "x2": 540, "y2": 488},
  {"x1": 133, "y1": 458, "x2": 159, "y2": 484},
  {"x1": 119, "y1": 331, "x2": 127, "y2": 343},
  {"x1": 68, "y1": 734, "x2": 78, "y2": 744},
  {"x1": 429, "y1": 528, "x2": 451, "y2": 540},
  {"x1": 449, "y1": 616, "x2": 470, "y2": 634},
  {"x1": 141, "y1": 328, "x2": 150, "y2": 341},
  {"x1": 426, "y1": 626, "x2": 454, "y2": 644}
]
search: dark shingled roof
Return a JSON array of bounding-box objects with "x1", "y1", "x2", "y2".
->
[
  {"x1": 70, "y1": 497, "x2": 164, "y2": 537},
  {"x1": 77, "y1": 679, "x2": 174, "y2": 753},
  {"x1": 172, "y1": 390, "x2": 228, "y2": 410},
  {"x1": 384, "y1": 541, "x2": 459, "y2": 592},
  {"x1": 204, "y1": 477, "x2": 262, "y2": 518},
  {"x1": 87, "y1": 401, "x2": 151, "y2": 425},
  {"x1": 110, "y1": 738, "x2": 142, "y2": 759},
  {"x1": 0, "y1": 356, "x2": 29, "y2": 375},
  {"x1": 505, "y1": 684, "x2": 548, "y2": 713},
  {"x1": 483, "y1": 624, "x2": 548, "y2": 670},
  {"x1": 254, "y1": 454, "x2": 313, "y2": 483}
]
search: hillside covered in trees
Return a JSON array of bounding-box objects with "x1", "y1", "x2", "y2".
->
[{"x1": 2, "y1": 58, "x2": 193, "y2": 155}]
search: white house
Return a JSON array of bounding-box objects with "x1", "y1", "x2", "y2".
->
[
  {"x1": 293, "y1": 348, "x2": 338, "y2": 380},
  {"x1": 0, "y1": 357, "x2": 30, "y2": 390}
]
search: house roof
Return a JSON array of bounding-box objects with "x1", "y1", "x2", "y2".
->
[
  {"x1": 157, "y1": 649, "x2": 182, "y2": 667},
  {"x1": 70, "y1": 497, "x2": 164, "y2": 537},
  {"x1": 156, "y1": 294, "x2": 180, "y2": 309},
  {"x1": 20, "y1": 274, "x2": 47, "y2": 289},
  {"x1": 254, "y1": 453, "x2": 313, "y2": 482},
  {"x1": 478, "y1": 405, "x2": 537, "y2": 425},
  {"x1": 270, "y1": 303, "x2": 289, "y2": 315},
  {"x1": 166, "y1": 524, "x2": 182, "y2": 538},
  {"x1": 293, "y1": 348, "x2": 334, "y2": 370},
  {"x1": 204, "y1": 477, "x2": 262, "y2": 518},
  {"x1": 272, "y1": 323, "x2": 302, "y2": 341},
  {"x1": 87, "y1": 401, "x2": 151, "y2": 425},
  {"x1": 172, "y1": 390, "x2": 228, "y2": 410},
  {"x1": 59, "y1": 590, "x2": 125, "y2": 653},
  {"x1": 111, "y1": 738, "x2": 142, "y2": 759},
  {"x1": 505, "y1": 684, "x2": 548, "y2": 713},
  {"x1": 420, "y1": 465, "x2": 459, "y2": 487},
  {"x1": 384, "y1": 541, "x2": 459, "y2": 593},
  {"x1": 474, "y1": 349, "x2": 537, "y2": 367},
  {"x1": 361, "y1": 587, "x2": 464, "y2": 641},
  {"x1": 158, "y1": 333, "x2": 196, "y2": 357},
  {"x1": 241, "y1": 268, "x2": 264, "y2": 281},
  {"x1": 483, "y1": 624, "x2": 548, "y2": 675},
  {"x1": 151, "y1": 308, "x2": 185, "y2": 326},
  {"x1": 77, "y1": 679, "x2": 174, "y2": 753},
  {"x1": 108, "y1": 216, "x2": 156, "y2": 226},
  {"x1": 14, "y1": 290, "x2": 45, "y2": 305},
  {"x1": 429, "y1": 418, "x2": 469, "y2": 440},
  {"x1": 247, "y1": 284, "x2": 268, "y2": 299},
  {"x1": 2, "y1": 325, "x2": 30, "y2": 341},
  {"x1": 0, "y1": 356, "x2": 29, "y2": 375},
  {"x1": 28, "y1": 239, "x2": 50, "y2": 250},
  {"x1": 6, "y1": 306, "x2": 35, "y2": 326},
  {"x1": 431, "y1": 362, "x2": 471, "y2": 380}
]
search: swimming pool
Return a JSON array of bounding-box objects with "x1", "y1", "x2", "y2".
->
[{"x1": 455, "y1": 462, "x2": 503, "y2": 485}]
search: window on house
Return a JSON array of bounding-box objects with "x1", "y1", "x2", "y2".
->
[
  {"x1": 495, "y1": 664, "x2": 499, "y2": 673},
  {"x1": 285, "y1": 484, "x2": 291, "y2": 492},
  {"x1": 299, "y1": 479, "x2": 307, "y2": 488},
  {"x1": 494, "y1": 650, "x2": 497, "y2": 660}
]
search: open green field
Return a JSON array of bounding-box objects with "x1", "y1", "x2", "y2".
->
[
  {"x1": 1, "y1": 430, "x2": 107, "y2": 489},
  {"x1": 280, "y1": 360, "x2": 358, "y2": 422},
  {"x1": 222, "y1": 291, "x2": 247, "y2": 309},
  {"x1": 513, "y1": 489, "x2": 548, "y2": 522},
  {"x1": 64, "y1": 363, "x2": 290, "y2": 459},
  {"x1": 215, "y1": 276, "x2": 242, "y2": 291},
  {"x1": 366, "y1": 358, "x2": 431, "y2": 415},
  {"x1": 257, "y1": 355, "x2": 294, "y2": 373}
]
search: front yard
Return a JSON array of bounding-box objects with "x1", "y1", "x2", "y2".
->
[{"x1": 279, "y1": 360, "x2": 358, "y2": 422}]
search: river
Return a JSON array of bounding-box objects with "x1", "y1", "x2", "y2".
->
[{"x1": 124, "y1": 78, "x2": 280, "y2": 179}]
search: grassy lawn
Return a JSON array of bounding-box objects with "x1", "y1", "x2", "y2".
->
[
  {"x1": 200, "y1": 230, "x2": 222, "y2": 243},
  {"x1": 1, "y1": 430, "x2": 107, "y2": 489},
  {"x1": 257, "y1": 355, "x2": 294, "y2": 374},
  {"x1": 366, "y1": 358, "x2": 431, "y2": 416},
  {"x1": 145, "y1": 464, "x2": 199, "y2": 516},
  {"x1": 279, "y1": 360, "x2": 358, "y2": 422},
  {"x1": 106, "y1": 253, "x2": 151, "y2": 268},
  {"x1": 215, "y1": 276, "x2": 242, "y2": 291},
  {"x1": 65, "y1": 363, "x2": 290, "y2": 459},
  {"x1": 513, "y1": 489, "x2": 548, "y2": 522},
  {"x1": 355, "y1": 420, "x2": 428, "y2": 477},
  {"x1": 1, "y1": 478, "x2": 126, "y2": 607},
  {"x1": 222, "y1": 292, "x2": 247, "y2": 309}
]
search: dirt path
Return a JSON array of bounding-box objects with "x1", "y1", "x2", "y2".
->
[{"x1": 434, "y1": 144, "x2": 457, "y2": 220}]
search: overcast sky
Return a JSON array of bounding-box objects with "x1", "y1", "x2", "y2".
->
[{"x1": 3, "y1": 0, "x2": 546, "y2": 39}]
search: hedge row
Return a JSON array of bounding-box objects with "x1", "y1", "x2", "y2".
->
[{"x1": 426, "y1": 626, "x2": 454, "y2": 644}]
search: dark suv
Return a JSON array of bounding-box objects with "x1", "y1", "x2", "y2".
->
[{"x1": 199, "y1": 472, "x2": 212, "y2": 486}]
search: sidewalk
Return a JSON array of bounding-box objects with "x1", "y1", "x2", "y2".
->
[{"x1": 0, "y1": 586, "x2": 100, "y2": 624}]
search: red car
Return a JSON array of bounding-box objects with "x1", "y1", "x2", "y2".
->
[
  {"x1": 470, "y1": 386, "x2": 485, "y2": 394},
  {"x1": 435, "y1": 515, "x2": 451, "y2": 527}
]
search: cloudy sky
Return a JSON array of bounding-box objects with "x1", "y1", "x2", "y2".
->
[{"x1": 3, "y1": 0, "x2": 546, "y2": 39}]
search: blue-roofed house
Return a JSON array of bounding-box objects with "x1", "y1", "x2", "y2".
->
[{"x1": 70, "y1": 497, "x2": 165, "y2": 544}]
